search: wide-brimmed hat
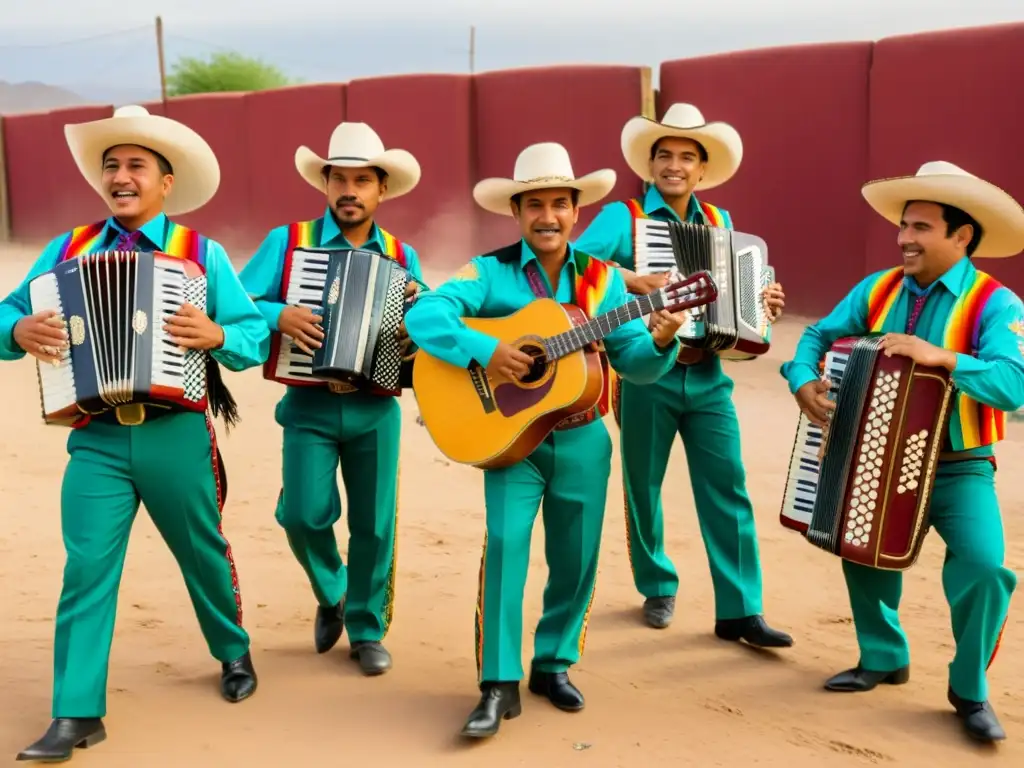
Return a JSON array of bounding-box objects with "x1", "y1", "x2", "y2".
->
[
  {"x1": 620, "y1": 102, "x2": 742, "y2": 190},
  {"x1": 862, "y1": 160, "x2": 1024, "y2": 258},
  {"x1": 64, "y1": 104, "x2": 220, "y2": 216},
  {"x1": 473, "y1": 142, "x2": 616, "y2": 216},
  {"x1": 295, "y1": 122, "x2": 421, "y2": 199}
]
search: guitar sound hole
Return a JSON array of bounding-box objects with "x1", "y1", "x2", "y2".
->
[{"x1": 518, "y1": 342, "x2": 548, "y2": 384}]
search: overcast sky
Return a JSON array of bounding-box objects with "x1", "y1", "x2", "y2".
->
[{"x1": 1, "y1": 0, "x2": 1021, "y2": 102}]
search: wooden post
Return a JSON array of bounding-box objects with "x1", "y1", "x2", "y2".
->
[
  {"x1": 0, "y1": 117, "x2": 10, "y2": 242},
  {"x1": 639, "y1": 65, "x2": 656, "y2": 119},
  {"x1": 156, "y1": 16, "x2": 167, "y2": 102}
]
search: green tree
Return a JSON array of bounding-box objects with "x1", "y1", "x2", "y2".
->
[{"x1": 166, "y1": 51, "x2": 294, "y2": 96}]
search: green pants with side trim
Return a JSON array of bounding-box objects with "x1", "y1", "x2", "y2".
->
[
  {"x1": 52, "y1": 411, "x2": 248, "y2": 718},
  {"x1": 274, "y1": 387, "x2": 400, "y2": 643},
  {"x1": 843, "y1": 458, "x2": 1016, "y2": 702},
  {"x1": 617, "y1": 355, "x2": 763, "y2": 619},
  {"x1": 475, "y1": 419, "x2": 611, "y2": 683}
]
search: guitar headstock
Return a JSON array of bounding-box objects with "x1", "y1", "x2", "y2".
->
[{"x1": 656, "y1": 270, "x2": 718, "y2": 314}]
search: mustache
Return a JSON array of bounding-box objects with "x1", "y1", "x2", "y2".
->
[{"x1": 334, "y1": 197, "x2": 363, "y2": 209}]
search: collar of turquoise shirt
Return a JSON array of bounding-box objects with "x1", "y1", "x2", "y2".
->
[
  {"x1": 104, "y1": 212, "x2": 170, "y2": 250},
  {"x1": 902, "y1": 255, "x2": 973, "y2": 298},
  {"x1": 318, "y1": 206, "x2": 387, "y2": 250},
  {"x1": 517, "y1": 238, "x2": 584, "y2": 285},
  {"x1": 642, "y1": 184, "x2": 707, "y2": 223}
]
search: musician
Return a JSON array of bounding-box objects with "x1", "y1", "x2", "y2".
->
[
  {"x1": 780, "y1": 160, "x2": 1024, "y2": 743},
  {"x1": 0, "y1": 105, "x2": 268, "y2": 761},
  {"x1": 574, "y1": 103, "x2": 792, "y2": 645},
  {"x1": 403, "y1": 142, "x2": 688, "y2": 738},
  {"x1": 239, "y1": 121, "x2": 427, "y2": 675}
]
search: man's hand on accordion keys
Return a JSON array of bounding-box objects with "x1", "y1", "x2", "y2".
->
[
  {"x1": 762, "y1": 282, "x2": 785, "y2": 323},
  {"x1": 878, "y1": 333, "x2": 957, "y2": 371},
  {"x1": 794, "y1": 378, "x2": 835, "y2": 427},
  {"x1": 163, "y1": 303, "x2": 225, "y2": 351},
  {"x1": 14, "y1": 310, "x2": 68, "y2": 364},
  {"x1": 278, "y1": 305, "x2": 324, "y2": 355}
]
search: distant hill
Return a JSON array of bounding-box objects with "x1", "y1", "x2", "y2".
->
[{"x1": 0, "y1": 80, "x2": 91, "y2": 115}]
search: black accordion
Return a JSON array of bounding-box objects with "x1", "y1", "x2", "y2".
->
[
  {"x1": 264, "y1": 247, "x2": 415, "y2": 396},
  {"x1": 28, "y1": 251, "x2": 221, "y2": 426}
]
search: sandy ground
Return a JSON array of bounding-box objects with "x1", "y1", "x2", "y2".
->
[{"x1": 0, "y1": 244, "x2": 1021, "y2": 768}]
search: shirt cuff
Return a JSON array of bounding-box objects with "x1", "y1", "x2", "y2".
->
[
  {"x1": 461, "y1": 331, "x2": 500, "y2": 370},
  {"x1": 256, "y1": 301, "x2": 285, "y2": 332},
  {"x1": 780, "y1": 361, "x2": 819, "y2": 395},
  {"x1": 951, "y1": 352, "x2": 985, "y2": 375}
]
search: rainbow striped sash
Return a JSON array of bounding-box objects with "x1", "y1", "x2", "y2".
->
[
  {"x1": 59, "y1": 218, "x2": 205, "y2": 264},
  {"x1": 624, "y1": 197, "x2": 732, "y2": 228},
  {"x1": 866, "y1": 265, "x2": 1005, "y2": 449}
]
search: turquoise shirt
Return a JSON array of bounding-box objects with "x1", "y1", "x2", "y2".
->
[
  {"x1": 574, "y1": 185, "x2": 734, "y2": 271},
  {"x1": 0, "y1": 213, "x2": 269, "y2": 371},
  {"x1": 403, "y1": 239, "x2": 680, "y2": 384},
  {"x1": 239, "y1": 207, "x2": 429, "y2": 332},
  {"x1": 779, "y1": 256, "x2": 1024, "y2": 458}
]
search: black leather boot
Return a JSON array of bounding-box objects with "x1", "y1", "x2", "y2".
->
[
  {"x1": 824, "y1": 664, "x2": 910, "y2": 692},
  {"x1": 221, "y1": 651, "x2": 258, "y2": 702},
  {"x1": 528, "y1": 668, "x2": 584, "y2": 711},
  {"x1": 948, "y1": 685, "x2": 1006, "y2": 742},
  {"x1": 16, "y1": 718, "x2": 105, "y2": 761},
  {"x1": 715, "y1": 615, "x2": 794, "y2": 648},
  {"x1": 460, "y1": 682, "x2": 522, "y2": 738},
  {"x1": 349, "y1": 641, "x2": 392, "y2": 675},
  {"x1": 315, "y1": 601, "x2": 345, "y2": 654}
]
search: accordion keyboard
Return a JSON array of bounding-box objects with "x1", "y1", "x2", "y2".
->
[
  {"x1": 29, "y1": 273, "x2": 77, "y2": 411},
  {"x1": 274, "y1": 249, "x2": 331, "y2": 380},
  {"x1": 780, "y1": 349, "x2": 850, "y2": 528}
]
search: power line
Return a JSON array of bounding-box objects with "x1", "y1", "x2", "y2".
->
[{"x1": 0, "y1": 25, "x2": 151, "y2": 50}]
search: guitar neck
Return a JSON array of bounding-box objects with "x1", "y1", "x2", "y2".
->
[{"x1": 544, "y1": 293, "x2": 662, "y2": 359}]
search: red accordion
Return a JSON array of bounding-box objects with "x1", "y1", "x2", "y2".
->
[{"x1": 780, "y1": 335, "x2": 954, "y2": 570}]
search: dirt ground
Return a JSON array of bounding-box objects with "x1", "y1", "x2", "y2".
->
[{"x1": 0, "y1": 245, "x2": 1021, "y2": 768}]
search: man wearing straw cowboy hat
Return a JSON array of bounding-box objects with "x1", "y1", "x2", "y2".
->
[
  {"x1": 576, "y1": 103, "x2": 791, "y2": 645},
  {"x1": 240, "y1": 121, "x2": 428, "y2": 675},
  {"x1": 781, "y1": 160, "x2": 1024, "y2": 743},
  {"x1": 0, "y1": 105, "x2": 268, "y2": 762},
  {"x1": 404, "y1": 141, "x2": 688, "y2": 738}
]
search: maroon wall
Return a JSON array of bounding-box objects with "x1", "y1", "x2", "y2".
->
[
  {"x1": 243, "y1": 83, "x2": 346, "y2": 248},
  {"x1": 2, "y1": 22, "x2": 1023, "y2": 317},
  {"x1": 659, "y1": 42, "x2": 873, "y2": 317},
  {"x1": 472, "y1": 65, "x2": 650, "y2": 253},
  {"x1": 865, "y1": 22, "x2": 1024, "y2": 290},
  {"x1": 345, "y1": 74, "x2": 473, "y2": 272}
]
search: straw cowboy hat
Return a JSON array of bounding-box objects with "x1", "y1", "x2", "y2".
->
[
  {"x1": 64, "y1": 104, "x2": 220, "y2": 216},
  {"x1": 620, "y1": 103, "x2": 743, "y2": 190},
  {"x1": 862, "y1": 160, "x2": 1024, "y2": 258},
  {"x1": 473, "y1": 142, "x2": 616, "y2": 216},
  {"x1": 295, "y1": 122, "x2": 421, "y2": 200}
]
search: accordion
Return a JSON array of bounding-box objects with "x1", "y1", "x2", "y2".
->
[
  {"x1": 779, "y1": 335, "x2": 954, "y2": 570},
  {"x1": 263, "y1": 247, "x2": 414, "y2": 394},
  {"x1": 28, "y1": 251, "x2": 210, "y2": 426},
  {"x1": 634, "y1": 218, "x2": 773, "y2": 359}
]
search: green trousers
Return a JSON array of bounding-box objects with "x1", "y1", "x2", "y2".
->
[
  {"x1": 274, "y1": 387, "x2": 400, "y2": 643},
  {"x1": 52, "y1": 411, "x2": 248, "y2": 718},
  {"x1": 476, "y1": 419, "x2": 611, "y2": 683},
  {"x1": 617, "y1": 355, "x2": 763, "y2": 619},
  {"x1": 843, "y1": 458, "x2": 1016, "y2": 702}
]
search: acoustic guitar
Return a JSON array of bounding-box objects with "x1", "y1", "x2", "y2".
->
[{"x1": 412, "y1": 270, "x2": 718, "y2": 469}]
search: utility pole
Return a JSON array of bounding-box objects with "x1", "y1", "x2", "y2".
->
[
  {"x1": 156, "y1": 16, "x2": 167, "y2": 103},
  {"x1": 469, "y1": 25, "x2": 475, "y2": 74}
]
